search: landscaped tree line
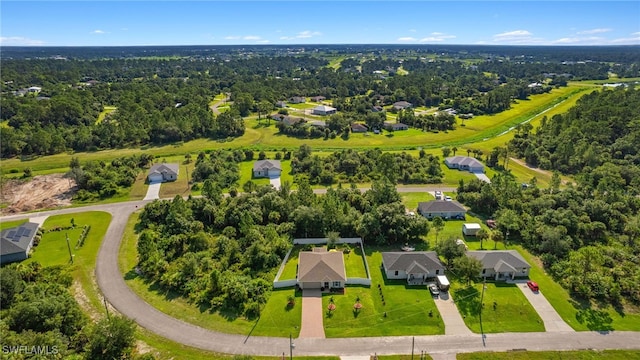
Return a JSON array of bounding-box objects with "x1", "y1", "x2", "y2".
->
[
  {"x1": 135, "y1": 177, "x2": 428, "y2": 317},
  {"x1": 456, "y1": 88, "x2": 640, "y2": 306}
]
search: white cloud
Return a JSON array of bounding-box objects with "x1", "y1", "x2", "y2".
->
[
  {"x1": 577, "y1": 28, "x2": 612, "y2": 35},
  {"x1": 296, "y1": 30, "x2": 322, "y2": 38},
  {"x1": 224, "y1": 36, "x2": 240, "y2": 40},
  {"x1": 257, "y1": 39, "x2": 270, "y2": 44},
  {"x1": 494, "y1": 30, "x2": 532, "y2": 40},
  {"x1": 551, "y1": 37, "x2": 606, "y2": 45},
  {"x1": 632, "y1": 32, "x2": 640, "y2": 36},
  {"x1": 610, "y1": 35, "x2": 640, "y2": 44},
  {"x1": 0, "y1": 36, "x2": 45, "y2": 46},
  {"x1": 91, "y1": 30, "x2": 107, "y2": 34},
  {"x1": 243, "y1": 35, "x2": 261, "y2": 40},
  {"x1": 397, "y1": 37, "x2": 417, "y2": 42},
  {"x1": 419, "y1": 32, "x2": 456, "y2": 42},
  {"x1": 492, "y1": 30, "x2": 544, "y2": 44}
]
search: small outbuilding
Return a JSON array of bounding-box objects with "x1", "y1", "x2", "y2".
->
[{"x1": 462, "y1": 223, "x2": 482, "y2": 236}]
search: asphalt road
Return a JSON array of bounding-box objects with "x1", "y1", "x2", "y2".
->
[{"x1": 3, "y1": 190, "x2": 640, "y2": 357}]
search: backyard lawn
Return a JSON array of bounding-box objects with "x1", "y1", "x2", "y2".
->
[
  {"x1": 344, "y1": 245, "x2": 369, "y2": 278},
  {"x1": 450, "y1": 280, "x2": 544, "y2": 333},
  {"x1": 279, "y1": 246, "x2": 302, "y2": 280},
  {"x1": 322, "y1": 249, "x2": 444, "y2": 337}
]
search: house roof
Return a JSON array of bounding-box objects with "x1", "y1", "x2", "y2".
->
[
  {"x1": 382, "y1": 252, "x2": 444, "y2": 273},
  {"x1": 149, "y1": 163, "x2": 179, "y2": 176},
  {"x1": 384, "y1": 122, "x2": 408, "y2": 129},
  {"x1": 298, "y1": 250, "x2": 347, "y2": 283},
  {"x1": 445, "y1": 156, "x2": 484, "y2": 168},
  {"x1": 253, "y1": 160, "x2": 282, "y2": 172},
  {"x1": 309, "y1": 120, "x2": 327, "y2": 127},
  {"x1": 351, "y1": 123, "x2": 368, "y2": 131},
  {"x1": 1, "y1": 222, "x2": 39, "y2": 256},
  {"x1": 313, "y1": 105, "x2": 336, "y2": 112},
  {"x1": 466, "y1": 250, "x2": 530, "y2": 270},
  {"x1": 463, "y1": 223, "x2": 482, "y2": 230},
  {"x1": 393, "y1": 101, "x2": 412, "y2": 108},
  {"x1": 418, "y1": 200, "x2": 466, "y2": 213}
]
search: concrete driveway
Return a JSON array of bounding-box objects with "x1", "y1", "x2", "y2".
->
[
  {"x1": 514, "y1": 280, "x2": 573, "y2": 332},
  {"x1": 143, "y1": 182, "x2": 161, "y2": 200},
  {"x1": 433, "y1": 291, "x2": 473, "y2": 335},
  {"x1": 473, "y1": 172, "x2": 491, "y2": 183},
  {"x1": 269, "y1": 176, "x2": 281, "y2": 190},
  {"x1": 299, "y1": 289, "x2": 325, "y2": 338}
]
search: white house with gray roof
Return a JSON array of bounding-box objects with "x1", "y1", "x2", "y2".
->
[
  {"x1": 417, "y1": 200, "x2": 467, "y2": 220},
  {"x1": 297, "y1": 247, "x2": 346, "y2": 290},
  {"x1": 1, "y1": 222, "x2": 39, "y2": 264},
  {"x1": 382, "y1": 252, "x2": 445, "y2": 284},
  {"x1": 466, "y1": 250, "x2": 530, "y2": 281},
  {"x1": 148, "y1": 163, "x2": 179, "y2": 183},
  {"x1": 445, "y1": 156, "x2": 485, "y2": 173},
  {"x1": 253, "y1": 160, "x2": 281, "y2": 178}
]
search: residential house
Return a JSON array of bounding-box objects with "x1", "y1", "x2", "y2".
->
[
  {"x1": 271, "y1": 114, "x2": 304, "y2": 127},
  {"x1": 392, "y1": 101, "x2": 412, "y2": 111},
  {"x1": 297, "y1": 247, "x2": 346, "y2": 290},
  {"x1": 445, "y1": 156, "x2": 485, "y2": 173},
  {"x1": 371, "y1": 105, "x2": 384, "y2": 113},
  {"x1": 466, "y1": 250, "x2": 531, "y2": 280},
  {"x1": 310, "y1": 96, "x2": 326, "y2": 102},
  {"x1": 417, "y1": 200, "x2": 466, "y2": 220},
  {"x1": 311, "y1": 105, "x2": 337, "y2": 116},
  {"x1": 28, "y1": 86, "x2": 42, "y2": 93},
  {"x1": 1, "y1": 222, "x2": 39, "y2": 265},
  {"x1": 383, "y1": 122, "x2": 409, "y2": 131},
  {"x1": 309, "y1": 120, "x2": 327, "y2": 128},
  {"x1": 351, "y1": 123, "x2": 368, "y2": 133},
  {"x1": 382, "y1": 252, "x2": 445, "y2": 284},
  {"x1": 148, "y1": 163, "x2": 179, "y2": 183},
  {"x1": 288, "y1": 96, "x2": 306, "y2": 104},
  {"x1": 253, "y1": 160, "x2": 282, "y2": 178},
  {"x1": 275, "y1": 101, "x2": 287, "y2": 108}
]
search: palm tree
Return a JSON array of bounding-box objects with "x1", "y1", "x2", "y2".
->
[{"x1": 452, "y1": 146, "x2": 458, "y2": 156}]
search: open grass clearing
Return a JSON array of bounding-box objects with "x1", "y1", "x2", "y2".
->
[
  {"x1": 450, "y1": 279, "x2": 544, "y2": 333},
  {"x1": 279, "y1": 246, "x2": 302, "y2": 280},
  {"x1": 158, "y1": 163, "x2": 194, "y2": 198},
  {"x1": 96, "y1": 105, "x2": 117, "y2": 124},
  {"x1": 400, "y1": 192, "x2": 434, "y2": 212},
  {"x1": 0, "y1": 219, "x2": 28, "y2": 230},
  {"x1": 344, "y1": 245, "x2": 368, "y2": 278},
  {"x1": 323, "y1": 248, "x2": 444, "y2": 337},
  {"x1": 119, "y1": 212, "x2": 301, "y2": 337},
  {"x1": 513, "y1": 245, "x2": 640, "y2": 331},
  {"x1": 457, "y1": 350, "x2": 640, "y2": 360}
]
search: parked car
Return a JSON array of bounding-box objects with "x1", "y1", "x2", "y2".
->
[
  {"x1": 434, "y1": 190, "x2": 442, "y2": 200},
  {"x1": 527, "y1": 280, "x2": 539, "y2": 292},
  {"x1": 428, "y1": 284, "x2": 440, "y2": 296},
  {"x1": 444, "y1": 195, "x2": 453, "y2": 201}
]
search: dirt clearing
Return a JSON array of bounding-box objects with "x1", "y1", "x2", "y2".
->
[{"x1": 1, "y1": 174, "x2": 76, "y2": 214}]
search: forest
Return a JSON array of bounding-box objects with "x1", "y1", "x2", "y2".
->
[
  {"x1": 134, "y1": 178, "x2": 428, "y2": 317},
  {"x1": 458, "y1": 88, "x2": 640, "y2": 305},
  {"x1": 2, "y1": 45, "x2": 638, "y2": 158}
]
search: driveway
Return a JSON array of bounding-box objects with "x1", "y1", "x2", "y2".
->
[
  {"x1": 473, "y1": 172, "x2": 491, "y2": 183},
  {"x1": 143, "y1": 182, "x2": 161, "y2": 200},
  {"x1": 299, "y1": 289, "x2": 325, "y2": 338},
  {"x1": 514, "y1": 280, "x2": 574, "y2": 332},
  {"x1": 269, "y1": 176, "x2": 281, "y2": 190},
  {"x1": 433, "y1": 291, "x2": 473, "y2": 335}
]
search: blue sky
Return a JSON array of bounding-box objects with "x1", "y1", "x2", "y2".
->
[{"x1": 2, "y1": 1, "x2": 639, "y2": 46}]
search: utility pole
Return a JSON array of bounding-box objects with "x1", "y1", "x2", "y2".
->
[
  {"x1": 66, "y1": 233, "x2": 73, "y2": 264},
  {"x1": 411, "y1": 336, "x2": 415, "y2": 360},
  {"x1": 104, "y1": 297, "x2": 110, "y2": 319},
  {"x1": 289, "y1": 333, "x2": 294, "y2": 360},
  {"x1": 479, "y1": 279, "x2": 486, "y2": 346}
]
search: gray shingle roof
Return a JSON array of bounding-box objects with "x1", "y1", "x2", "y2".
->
[
  {"x1": 149, "y1": 163, "x2": 179, "y2": 176},
  {"x1": 1, "y1": 222, "x2": 39, "y2": 256},
  {"x1": 466, "y1": 250, "x2": 530, "y2": 270},
  {"x1": 382, "y1": 252, "x2": 444, "y2": 273},
  {"x1": 445, "y1": 156, "x2": 484, "y2": 168},
  {"x1": 418, "y1": 200, "x2": 466, "y2": 213},
  {"x1": 298, "y1": 250, "x2": 347, "y2": 282},
  {"x1": 253, "y1": 160, "x2": 282, "y2": 171}
]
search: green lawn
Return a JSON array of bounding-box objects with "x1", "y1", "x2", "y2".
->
[
  {"x1": 344, "y1": 245, "x2": 368, "y2": 278},
  {"x1": 239, "y1": 161, "x2": 272, "y2": 188},
  {"x1": 279, "y1": 246, "x2": 301, "y2": 280},
  {"x1": 425, "y1": 213, "x2": 499, "y2": 251},
  {"x1": 158, "y1": 163, "x2": 194, "y2": 198},
  {"x1": 96, "y1": 105, "x2": 117, "y2": 124},
  {"x1": 450, "y1": 280, "x2": 544, "y2": 333},
  {"x1": 457, "y1": 350, "x2": 640, "y2": 360},
  {"x1": 119, "y1": 212, "x2": 301, "y2": 337},
  {"x1": 0, "y1": 219, "x2": 27, "y2": 231},
  {"x1": 128, "y1": 171, "x2": 149, "y2": 200},
  {"x1": 513, "y1": 245, "x2": 640, "y2": 331},
  {"x1": 400, "y1": 192, "x2": 434, "y2": 212},
  {"x1": 323, "y1": 249, "x2": 444, "y2": 337}
]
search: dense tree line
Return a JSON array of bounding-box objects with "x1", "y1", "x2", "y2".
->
[
  {"x1": 0, "y1": 263, "x2": 138, "y2": 359},
  {"x1": 290, "y1": 146, "x2": 443, "y2": 185},
  {"x1": 457, "y1": 88, "x2": 640, "y2": 305},
  {"x1": 135, "y1": 177, "x2": 429, "y2": 317}
]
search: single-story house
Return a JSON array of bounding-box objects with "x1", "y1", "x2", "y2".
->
[
  {"x1": 28, "y1": 86, "x2": 42, "y2": 93},
  {"x1": 382, "y1": 252, "x2": 445, "y2": 284},
  {"x1": 351, "y1": 123, "x2": 368, "y2": 133},
  {"x1": 462, "y1": 223, "x2": 482, "y2": 236},
  {"x1": 312, "y1": 105, "x2": 337, "y2": 116},
  {"x1": 445, "y1": 156, "x2": 485, "y2": 173},
  {"x1": 417, "y1": 200, "x2": 467, "y2": 220},
  {"x1": 253, "y1": 160, "x2": 282, "y2": 178},
  {"x1": 297, "y1": 247, "x2": 346, "y2": 290},
  {"x1": 275, "y1": 101, "x2": 287, "y2": 108},
  {"x1": 392, "y1": 101, "x2": 412, "y2": 111},
  {"x1": 309, "y1": 120, "x2": 327, "y2": 128},
  {"x1": 310, "y1": 96, "x2": 326, "y2": 102},
  {"x1": 289, "y1": 96, "x2": 305, "y2": 104},
  {"x1": 384, "y1": 122, "x2": 409, "y2": 131},
  {"x1": 271, "y1": 114, "x2": 304, "y2": 127},
  {"x1": 1, "y1": 222, "x2": 39, "y2": 265},
  {"x1": 371, "y1": 105, "x2": 384, "y2": 112},
  {"x1": 148, "y1": 163, "x2": 179, "y2": 183},
  {"x1": 466, "y1": 250, "x2": 531, "y2": 280}
]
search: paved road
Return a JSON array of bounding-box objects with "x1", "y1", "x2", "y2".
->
[
  {"x1": 3, "y1": 195, "x2": 640, "y2": 356},
  {"x1": 514, "y1": 280, "x2": 574, "y2": 332}
]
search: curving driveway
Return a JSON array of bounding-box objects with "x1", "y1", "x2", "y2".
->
[{"x1": 2, "y1": 194, "x2": 640, "y2": 356}]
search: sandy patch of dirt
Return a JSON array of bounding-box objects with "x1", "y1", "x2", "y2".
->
[
  {"x1": 72, "y1": 280, "x2": 100, "y2": 321},
  {"x1": 1, "y1": 174, "x2": 76, "y2": 214}
]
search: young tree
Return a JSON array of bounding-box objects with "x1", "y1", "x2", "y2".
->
[
  {"x1": 442, "y1": 146, "x2": 452, "y2": 158},
  {"x1": 476, "y1": 228, "x2": 488, "y2": 250},
  {"x1": 432, "y1": 216, "x2": 445, "y2": 245},
  {"x1": 85, "y1": 316, "x2": 136, "y2": 360},
  {"x1": 453, "y1": 255, "x2": 483, "y2": 285},
  {"x1": 437, "y1": 237, "x2": 465, "y2": 268}
]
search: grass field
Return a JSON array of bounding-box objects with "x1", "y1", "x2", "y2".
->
[
  {"x1": 0, "y1": 219, "x2": 28, "y2": 230},
  {"x1": 323, "y1": 248, "x2": 444, "y2": 337},
  {"x1": 96, "y1": 105, "x2": 117, "y2": 124},
  {"x1": 457, "y1": 350, "x2": 640, "y2": 360},
  {"x1": 344, "y1": 245, "x2": 368, "y2": 278},
  {"x1": 279, "y1": 246, "x2": 301, "y2": 280}
]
